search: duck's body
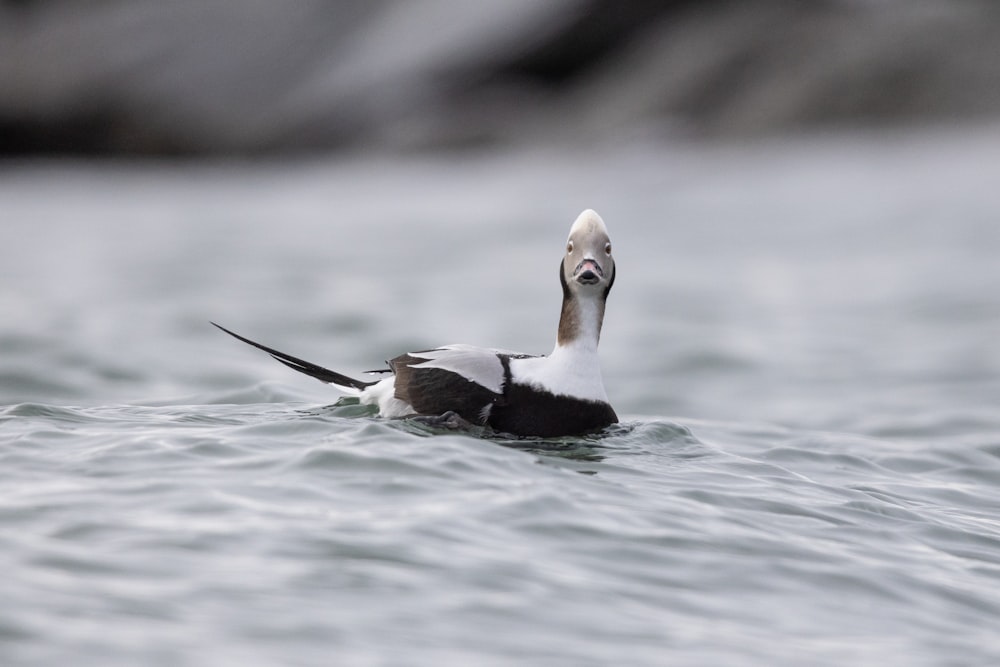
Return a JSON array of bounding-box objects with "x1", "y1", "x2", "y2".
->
[{"x1": 215, "y1": 209, "x2": 618, "y2": 437}]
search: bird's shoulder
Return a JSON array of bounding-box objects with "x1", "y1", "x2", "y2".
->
[{"x1": 390, "y1": 344, "x2": 537, "y2": 394}]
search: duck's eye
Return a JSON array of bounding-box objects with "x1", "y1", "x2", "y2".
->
[
  {"x1": 604, "y1": 242, "x2": 612, "y2": 255},
  {"x1": 566, "y1": 241, "x2": 574, "y2": 254}
]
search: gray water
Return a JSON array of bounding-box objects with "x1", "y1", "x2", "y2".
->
[{"x1": 2, "y1": 126, "x2": 1000, "y2": 666}]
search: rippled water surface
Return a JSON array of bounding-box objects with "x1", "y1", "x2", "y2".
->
[{"x1": 3, "y1": 127, "x2": 1000, "y2": 665}]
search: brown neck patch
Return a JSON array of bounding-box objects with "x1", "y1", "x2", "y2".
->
[
  {"x1": 557, "y1": 296, "x2": 579, "y2": 346},
  {"x1": 557, "y1": 259, "x2": 575, "y2": 345},
  {"x1": 557, "y1": 260, "x2": 605, "y2": 346}
]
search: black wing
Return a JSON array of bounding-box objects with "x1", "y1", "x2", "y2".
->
[{"x1": 389, "y1": 352, "x2": 502, "y2": 424}]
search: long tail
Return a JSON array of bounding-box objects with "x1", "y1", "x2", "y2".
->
[{"x1": 211, "y1": 322, "x2": 376, "y2": 391}]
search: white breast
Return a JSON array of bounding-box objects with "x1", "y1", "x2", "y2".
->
[{"x1": 508, "y1": 340, "x2": 609, "y2": 403}]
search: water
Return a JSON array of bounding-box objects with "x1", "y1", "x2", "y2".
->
[{"x1": 3, "y1": 126, "x2": 1000, "y2": 665}]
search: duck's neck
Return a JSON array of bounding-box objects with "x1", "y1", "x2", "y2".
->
[
  {"x1": 509, "y1": 290, "x2": 608, "y2": 403},
  {"x1": 530, "y1": 294, "x2": 607, "y2": 403},
  {"x1": 555, "y1": 294, "x2": 605, "y2": 354}
]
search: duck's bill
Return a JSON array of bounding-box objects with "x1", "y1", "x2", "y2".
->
[{"x1": 574, "y1": 258, "x2": 604, "y2": 284}]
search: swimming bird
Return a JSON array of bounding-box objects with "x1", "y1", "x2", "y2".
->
[{"x1": 213, "y1": 209, "x2": 617, "y2": 437}]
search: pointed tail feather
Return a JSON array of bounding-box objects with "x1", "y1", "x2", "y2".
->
[{"x1": 211, "y1": 322, "x2": 376, "y2": 391}]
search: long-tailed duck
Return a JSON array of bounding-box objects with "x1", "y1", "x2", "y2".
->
[{"x1": 214, "y1": 209, "x2": 617, "y2": 437}]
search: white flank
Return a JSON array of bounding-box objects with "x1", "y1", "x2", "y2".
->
[{"x1": 360, "y1": 377, "x2": 415, "y2": 418}]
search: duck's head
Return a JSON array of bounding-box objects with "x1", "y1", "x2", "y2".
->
[{"x1": 561, "y1": 209, "x2": 615, "y2": 299}]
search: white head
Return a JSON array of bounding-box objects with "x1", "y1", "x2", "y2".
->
[{"x1": 561, "y1": 209, "x2": 615, "y2": 299}]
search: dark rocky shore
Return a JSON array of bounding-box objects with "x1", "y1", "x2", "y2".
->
[{"x1": 2, "y1": 0, "x2": 998, "y2": 155}]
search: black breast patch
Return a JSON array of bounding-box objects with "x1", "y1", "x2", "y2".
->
[{"x1": 486, "y1": 382, "x2": 618, "y2": 438}]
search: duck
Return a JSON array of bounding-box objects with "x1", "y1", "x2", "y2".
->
[{"x1": 213, "y1": 209, "x2": 617, "y2": 437}]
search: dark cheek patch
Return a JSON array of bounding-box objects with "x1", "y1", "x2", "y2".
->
[{"x1": 603, "y1": 263, "x2": 616, "y2": 298}]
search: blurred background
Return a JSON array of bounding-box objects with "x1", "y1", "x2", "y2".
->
[
  {"x1": 1, "y1": 0, "x2": 998, "y2": 430},
  {"x1": 3, "y1": 0, "x2": 1000, "y2": 155}
]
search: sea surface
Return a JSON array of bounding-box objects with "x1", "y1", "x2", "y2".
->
[{"x1": 2, "y1": 126, "x2": 1000, "y2": 666}]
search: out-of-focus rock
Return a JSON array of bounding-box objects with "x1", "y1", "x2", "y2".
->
[{"x1": 1, "y1": 0, "x2": 998, "y2": 155}]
